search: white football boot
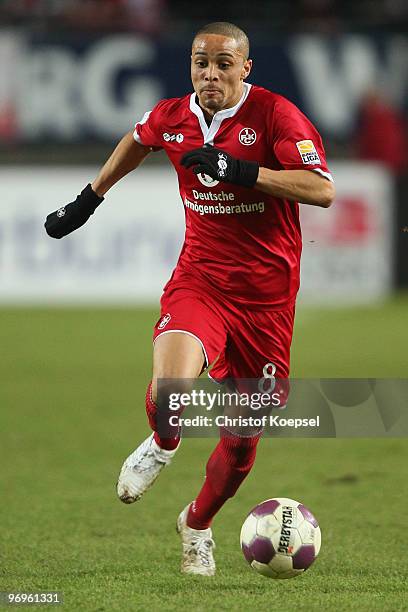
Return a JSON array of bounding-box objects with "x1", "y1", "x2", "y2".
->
[
  {"x1": 117, "y1": 433, "x2": 179, "y2": 503},
  {"x1": 176, "y1": 504, "x2": 216, "y2": 576}
]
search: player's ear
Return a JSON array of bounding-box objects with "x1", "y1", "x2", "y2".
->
[{"x1": 241, "y1": 59, "x2": 252, "y2": 80}]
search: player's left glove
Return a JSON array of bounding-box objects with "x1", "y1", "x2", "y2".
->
[{"x1": 181, "y1": 145, "x2": 259, "y2": 188}]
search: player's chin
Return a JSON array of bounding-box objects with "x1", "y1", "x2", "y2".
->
[
  {"x1": 205, "y1": 99, "x2": 223, "y2": 112},
  {"x1": 201, "y1": 93, "x2": 223, "y2": 110}
]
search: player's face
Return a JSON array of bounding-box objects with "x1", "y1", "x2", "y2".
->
[{"x1": 191, "y1": 34, "x2": 252, "y2": 115}]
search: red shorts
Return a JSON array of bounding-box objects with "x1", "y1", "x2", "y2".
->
[{"x1": 153, "y1": 281, "x2": 295, "y2": 380}]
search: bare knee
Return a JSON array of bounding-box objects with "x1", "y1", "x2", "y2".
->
[{"x1": 152, "y1": 332, "x2": 205, "y2": 403}]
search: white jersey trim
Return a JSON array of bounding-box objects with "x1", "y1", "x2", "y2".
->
[
  {"x1": 133, "y1": 110, "x2": 152, "y2": 145},
  {"x1": 189, "y1": 82, "x2": 252, "y2": 146},
  {"x1": 311, "y1": 168, "x2": 334, "y2": 182}
]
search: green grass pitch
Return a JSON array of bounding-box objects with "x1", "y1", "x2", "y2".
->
[{"x1": 1, "y1": 295, "x2": 407, "y2": 611}]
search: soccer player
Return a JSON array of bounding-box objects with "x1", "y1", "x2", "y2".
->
[{"x1": 45, "y1": 22, "x2": 334, "y2": 576}]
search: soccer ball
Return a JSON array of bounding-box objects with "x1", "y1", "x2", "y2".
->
[{"x1": 240, "y1": 497, "x2": 321, "y2": 579}]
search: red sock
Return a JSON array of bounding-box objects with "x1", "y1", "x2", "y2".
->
[
  {"x1": 153, "y1": 431, "x2": 179, "y2": 451},
  {"x1": 187, "y1": 479, "x2": 225, "y2": 529},
  {"x1": 145, "y1": 382, "x2": 180, "y2": 451},
  {"x1": 187, "y1": 433, "x2": 261, "y2": 530}
]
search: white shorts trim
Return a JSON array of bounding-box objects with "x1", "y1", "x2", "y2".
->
[
  {"x1": 207, "y1": 371, "x2": 225, "y2": 385},
  {"x1": 153, "y1": 329, "x2": 209, "y2": 368}
]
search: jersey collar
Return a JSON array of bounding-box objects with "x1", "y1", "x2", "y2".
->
[{"x1": 189, "y1": 82, "x2": 252, "y2": 145}]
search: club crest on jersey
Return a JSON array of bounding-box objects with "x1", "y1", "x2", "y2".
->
[
  {"x1": 163, "y1": 132, "x2": 184, "y2": 143},
  {"x1": 158, "y1": 313, "x2": 172, "y2": 329},
  {"x1": 296, "y1": 140, "x2": 321, "y2": 165},
  {"x1": 198, "y1": 172, "x2": 219, "y2": 187},
  {"x1": 239, "y1": 127, "x2": 257, "y2": 146}
]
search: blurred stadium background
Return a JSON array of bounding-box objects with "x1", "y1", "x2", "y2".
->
[
  {"x1": 1, "y1": 2, "x2": 407, "y2": 610},
  {"x1": 0, "y1": 0, "x2": 407, "y2": 304}
]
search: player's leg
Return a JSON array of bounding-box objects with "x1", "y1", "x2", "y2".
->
[
  {"x1": 117, "y1": 284, "x2": 228, "y2": 575},
  {"x1": 177, "y1": 369, "x2": 261, "y2": 576},
  {"x1": 185, "y1": 430, "x2": 261, "y2": 529},
  {"x1": 117, "y1": 286, "x2": 226, "y2": 506},
  {"x1": 117, "y1": 332, "x2": 204, "y2": 504},
  {"x1": 186, "y1": 306, "x2": 295, "y2": 533},
  {"x1": 146, "y1": 331, "x2": 206, "y2": 450}
]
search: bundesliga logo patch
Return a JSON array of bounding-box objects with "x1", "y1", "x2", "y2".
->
[{"x1": 296, "y1": 140, "x2": 321, "y2": 165}]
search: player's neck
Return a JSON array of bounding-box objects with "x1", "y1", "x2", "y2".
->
[
  {"x1": 198, "y1": 103, "x2": 221, "y2": 123},
  {"x1": 202, "y1": 108, "x2": 214, "y2": 126}
]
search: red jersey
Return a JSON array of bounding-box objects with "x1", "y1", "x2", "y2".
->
[{"x1": 134, "y1": 83, "x2": 332, "y2": 309}]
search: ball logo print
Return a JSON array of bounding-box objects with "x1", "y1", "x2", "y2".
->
[
  {"x1": 56, "y1": 207, "x2": 66, "y2": 218},
  {"x1": 239, "y1": 127, "x2": 257, "y2": 146},
  {"x1": 198, "y1": 172, "x2": 219, "y2": 187}
]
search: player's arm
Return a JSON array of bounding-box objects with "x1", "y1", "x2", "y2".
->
[
  {"x1": 255, "y1": 167, "x2": 335, "y2": 208},
  {"x1": 181, "y1": 146, "x2": 335, "y2": 208},
  {"x1": 44, "y1": 133, "x2": 151, "y2": 239},
  {"x1": 91, "y1": 131, "x2": 151, "y2": 196}
]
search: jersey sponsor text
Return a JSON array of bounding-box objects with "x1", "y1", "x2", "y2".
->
[{"x1": 184, "y1": 197, "x2": 265, "y2": 216}]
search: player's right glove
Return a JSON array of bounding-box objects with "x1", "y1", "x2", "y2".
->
[
  {"x1": 44, "y1": 184, "x2": 104, "y2": 239},
  {"x1": 181, "y1": 145, "x2": 259, "y2": 188}
]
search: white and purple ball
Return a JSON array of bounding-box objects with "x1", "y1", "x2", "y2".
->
[{"x1": 240, "y1": 497, "x2": 321, "y2": 579}]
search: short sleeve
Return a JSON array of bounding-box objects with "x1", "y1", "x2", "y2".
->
[
  {"x1": 133, "y1": 99, "x2": 167, "y2": 151},
  {"x1": 272, "y1": 98, "x2": 333, "y2": 182}
]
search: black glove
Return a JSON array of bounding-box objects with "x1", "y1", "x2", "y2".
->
[
  {"x1": 44, "y1": 184, "x2": 104, "y2": 239},
  {"x1": 181, "y1": 145, "x2": 259, "y2": 188}
]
